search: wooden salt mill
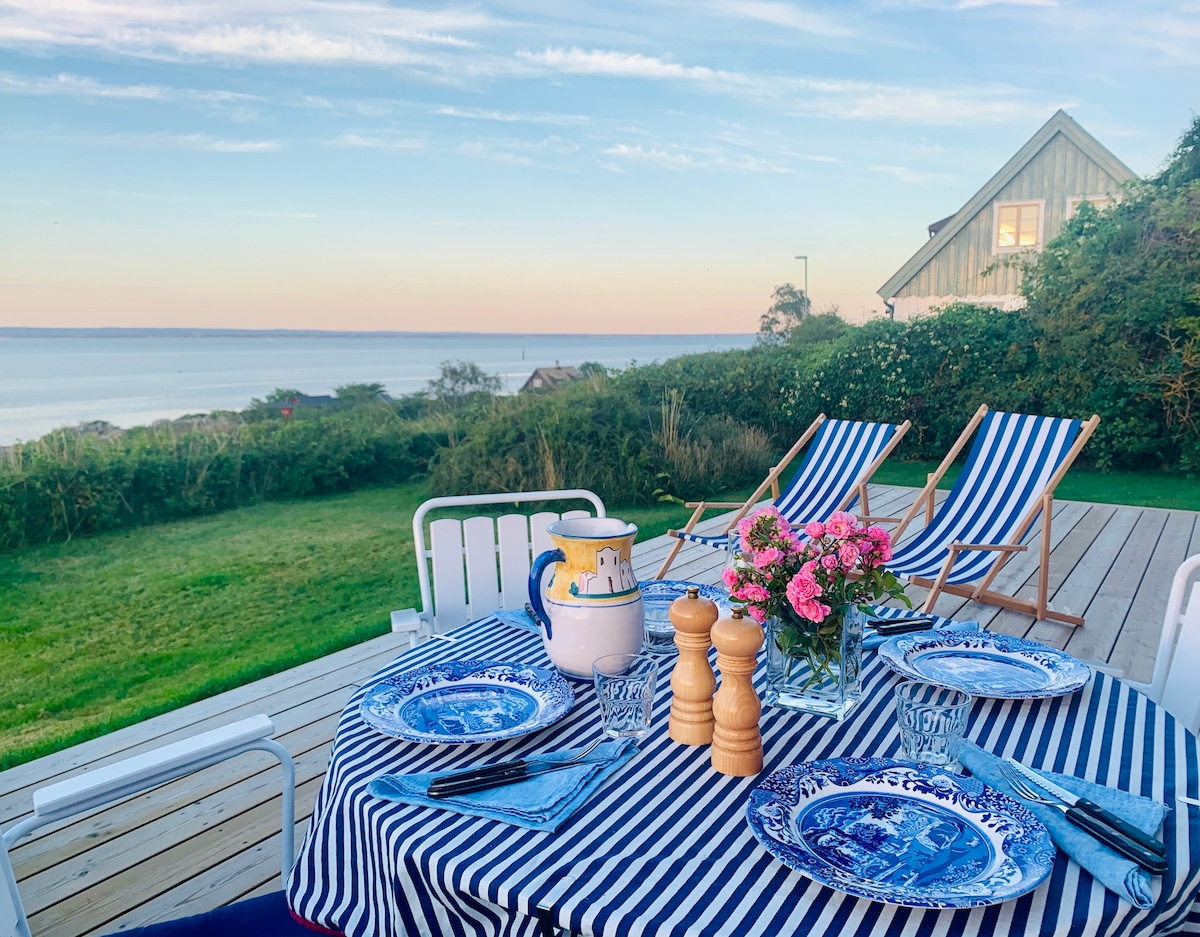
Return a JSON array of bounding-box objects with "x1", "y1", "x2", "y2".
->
[
  {"x1": 668, "y1": 585, "x2": 719, "y2": 745},
  {"x1": 711, "y1": 608, "x2": 764, "y2": 777}
]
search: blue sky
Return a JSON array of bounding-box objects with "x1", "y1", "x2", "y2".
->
[{"x1": 1, "y1": 0, "x2": 1196, "y2": 333}]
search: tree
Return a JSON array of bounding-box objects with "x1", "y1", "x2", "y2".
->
[
  {"x1": 264, "y1": 388, "x2": 304, "y2": 403},
  {"x1": 427, "y1": 360, "x2": 503, "y2": 406},
  {"x1": 758, "y1": 283, "x2": 812, "y2": 344},
  {"x1": 578, "y1": 361, "x2": 608, "y2": 378},
  {"x1": 335, "y1": 382, "x2": 388, "y2": 404}
]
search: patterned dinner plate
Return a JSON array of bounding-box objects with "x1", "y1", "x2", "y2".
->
[
  {"x1": 878, "y1": 631, "x2": 1091, "y2": 699},
  {"x1": 638, "y1": 579, "x2": 731, "y2": 613},
  {"x1": 746, "y1": 758, "x2": 1055, "y2": 909},
  {"x1": 359, "y1": 660, "x2": 575, "y2": 744}
]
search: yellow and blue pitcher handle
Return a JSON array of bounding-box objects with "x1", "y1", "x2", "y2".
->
[{"x1": 527, "y1": 548, "x2": 564, "y2": 640}]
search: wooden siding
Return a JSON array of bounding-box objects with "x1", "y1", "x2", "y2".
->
[{"x1": 895, "y1": 132, "x2": 1125, "y2": 300}]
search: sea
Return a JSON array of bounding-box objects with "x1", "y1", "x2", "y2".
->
[{"x1": 0, "y1": 329, "x2": 756, "y2": 446}]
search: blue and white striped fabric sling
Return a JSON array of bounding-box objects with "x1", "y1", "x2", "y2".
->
[
  {"x1": 672, "y1": 418, "x2": 905, "y2": 553},
  {"x1": 889, "y1": 410, "x2": 1085, "y2": 592}
]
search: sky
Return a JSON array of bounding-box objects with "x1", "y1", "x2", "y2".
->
[{"x1": 1, "y1": 1, "x2": 1197, "y2": 334}]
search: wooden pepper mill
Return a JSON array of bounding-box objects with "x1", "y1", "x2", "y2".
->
[
  {"x1": 711, "y1": 608, "x2": 764, "y2": 777},
  {"x1": 668, "y1": 585, "x2": 719, "y2": 745}
]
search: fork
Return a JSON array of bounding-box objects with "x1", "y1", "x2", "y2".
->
[
  {"x1": 999, "y1": 763, "x2": 1167, "y2": 874},
  {"x1": 426, "y1": 737, "x2": 606, "y2": 798}
]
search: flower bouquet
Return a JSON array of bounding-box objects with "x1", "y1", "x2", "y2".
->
[{"x1": 723, "y1": 507, "x2": 909, "y2": 719}]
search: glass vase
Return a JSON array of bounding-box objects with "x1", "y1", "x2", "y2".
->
[{"x1": 764, "y1": 606, "x2": 865, "y2": 721}]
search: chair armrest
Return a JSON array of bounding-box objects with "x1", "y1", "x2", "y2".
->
[
  {"x1": 951, "y1": 543, "x2": 1028, "y2": 552},
  {"x1": 390, "y1": 608, "x2": 423, "y2": 633},
  {"x1": 857, "y1": 516, "x2": 902, "y2": 524},
  {"x1": 31, "y1": 715, "x2": 277, "y2": 824},
  {"x1": 687, "y1": 501, "x2": 750, "y2": 509}
]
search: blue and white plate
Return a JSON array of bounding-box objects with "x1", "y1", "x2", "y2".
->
[
  {"x1": 359, "y1": 660, "x2": 575, "y2": 744},
  {"x1": 747, "y1": 758, "x2": 1055, "y2": 908},
  {"x1": 878, "y1": 631, "x2": 1091, "y2": 699}
]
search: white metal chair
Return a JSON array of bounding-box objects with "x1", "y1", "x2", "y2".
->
[
  {"x1": 1127, "y1": 554, "x2": 1200, "y2": 734},
  {"x1": 1, "y1": 715, "x2": 298, "y2": 937},
  {"x1": 391, "y1": 489, "x2": 607, "y2": 645}
]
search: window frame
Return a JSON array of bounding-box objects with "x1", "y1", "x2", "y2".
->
[{"x1": 992, "y1": 198, "x2": 1046, "y2": 254}]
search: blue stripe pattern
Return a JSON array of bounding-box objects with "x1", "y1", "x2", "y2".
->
[
  {"x1": 675, "y1": 419, "x2": 901, "y2": 550},
  {"x1": 287, "y1": 618, "x2": 1200, "y2": 937},
  {"x1": 888, "y1": 411, "x2": 1083, "y2": 584}
]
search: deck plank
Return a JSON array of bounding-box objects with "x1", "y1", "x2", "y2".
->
[{"x1": 4, "y1": 484, "x2": 1198, "y2": 937}]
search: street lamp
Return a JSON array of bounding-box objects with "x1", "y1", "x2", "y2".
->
[{"x1": 794, "y1": 255, "x2": 808, "y2": 313}]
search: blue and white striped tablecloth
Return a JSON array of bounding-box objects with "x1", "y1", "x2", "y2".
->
[{"x1": 287, "y1": 618, "x2": 1200, "y2": 937}]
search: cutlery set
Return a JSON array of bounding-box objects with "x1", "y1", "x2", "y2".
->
[
  {"x1": 426, "y1": 737, "x2": 607, "y2": 799},
  {"x1": 1000, "y1": 760, "x2": 1167, "y2": 874},
  {"x1": 864, "y1": 616, "x2": 935, "y2": 637}
]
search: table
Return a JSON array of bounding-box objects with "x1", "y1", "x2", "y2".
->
[{"x1": 287, "y1": 618, "x2": 1200, "y2": 937}]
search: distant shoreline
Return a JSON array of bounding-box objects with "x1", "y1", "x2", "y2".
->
[{"x1": 0, "y1": 327, "x2": 754, "y2": 340}]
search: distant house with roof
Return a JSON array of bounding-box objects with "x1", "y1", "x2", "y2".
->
[
  {"x1": 878, "y1": 110, "x2": 1135, "y2": 321},
  {"x1": 275, "y1": 394, "x2": 337, "y2": 418},
  {"x1": 520, "y1": 363, "x2": 580, "y2": 393}
]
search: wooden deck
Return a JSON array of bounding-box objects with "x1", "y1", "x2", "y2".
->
[{"x1": 4, "y1": 484, "x2": 1198, "y2": 936}]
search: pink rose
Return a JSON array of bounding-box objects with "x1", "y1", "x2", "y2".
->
[
  {"x1": 804, "y1": 521, "x2": 826, "y2": 539},
  {"x1": 736, "y1": 515, "x2": 755, "y2": 545},
  {"x1": 866, "y1": 525, "x2": 890, "y2": 544},
  {"x1": 801, "y1": 560, "x2": 818, "y2": 575},
  {"x1": 742, "y1": 583, "x2": 770, "y2": 603},
  {"x1": 786, "y1": 572, "x2": 822, "y2": 606},
  {"x1": 821, "y1": 554, "x2": 839, "y2": 571},
  {"x1": 745, "y1": 604, "x2": 767, "y2": 623},
  {"x1": 721, "y1": 567, "x2": 739, "y2": 590},
  {"x1": 826, "y1": 511, "x2": 857, "y2": 540},
  {"x1": 753, "y1": 547, "x2": 784, "y2": 570},
  {"x1": 838, "y1": 542, "x2": 860, "y2": 568},
  {"x1": 879, "y1": 544, "x2": 893, "y2": 562},
  {"x1": 796, "y1": 598, "x2": 830, "y2": 623},
  {"x1": 729, "y1": 587, "x2": 747, "y2": 601}
]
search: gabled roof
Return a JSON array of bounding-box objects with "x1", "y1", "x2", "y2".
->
[
  {"x1": 878, "y1": 110, "x2": 1135, "y2": 300},
  {"x1": 520, "y1": 366, "x2": 580, "y2": 392}
]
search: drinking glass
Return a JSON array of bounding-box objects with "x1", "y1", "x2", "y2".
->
[
  {"x1": 894, "y1": 682, "x2": 972, "y2": 766},
  {"x1": 593, "y1": 653, "x2": 658, "y2": 739},
  {"x1": 642, "y1": 595, "x2": 677, "y2": 656}
]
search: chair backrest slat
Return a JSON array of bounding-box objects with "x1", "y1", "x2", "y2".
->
[
  {"x1": 530, "y1": 512, "x2": 558, "y2": 557},
  {"x1": 775, "y1": 419, "x2": 898, "y2": 524},
  {"x1": 462, "y1": 517, "x2": 500, "y2": 622},
  {"x1": 497, "y1": 514, "x2": 533, "y2": 610},
  {"x1": 1160, "y1": 576, "x2": 1200, "y2": 734},
  {"x1": 430, "y1": 517, "x2": 470, "y2": 631}
]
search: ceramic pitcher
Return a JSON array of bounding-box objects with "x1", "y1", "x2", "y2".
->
[{"x1": 528, "y1": 517, "x2": 644, "y2": 678}]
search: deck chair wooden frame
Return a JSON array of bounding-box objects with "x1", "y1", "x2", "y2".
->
[
  {"x1": 891, "y1": 404, "x2": 1100, "y2": 626},
  {"x1": 655, "y1": 414, "x2": 912, "y2": 579}
]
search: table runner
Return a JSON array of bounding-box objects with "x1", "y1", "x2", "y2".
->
[{"x1": 287, "y1": 618, "x2": 1200, "y2": 937}]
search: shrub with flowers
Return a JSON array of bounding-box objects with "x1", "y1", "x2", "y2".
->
[{"x1": 722, "y1": 507, "x2": 909, "y2": 683}]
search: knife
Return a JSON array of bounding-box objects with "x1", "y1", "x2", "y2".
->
[
  {"x1": 865, "y1": 616, "x2": 936, "y2": 636},
  {"x1": 1006, "y1": 759, "x2": 1166, "y2": 857},
  {"x1": 427, "y1": 757, "x2": 607, "y2": 799}
]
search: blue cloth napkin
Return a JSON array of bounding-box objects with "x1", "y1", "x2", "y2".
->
[
  {"x1": 863, "y1": 607, "x2": 980, "y2": 650},
  {"x1": 958, "y1": 740, "x2": 1168, "y2": 908},
  {"x1": 368, "y1": 739, "x2": 638, "y2": 832},
  {"x1": 489, "y1": 608, "x2": 542, "y2": 635}
]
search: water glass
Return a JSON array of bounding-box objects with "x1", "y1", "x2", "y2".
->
[
  {"x1": 593, "y1": 653, "x2": 658, "y2": 739},
  {"x1": 894, "y1": 682, "x2": 972, "y2": 766},
  {"x1": 642, "y1": 595, "x2": 677, "y2": 656}
]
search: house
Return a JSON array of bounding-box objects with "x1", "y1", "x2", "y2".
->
[
  {"x1": 520, "y1": 362, "x2": 580, "y2": 393},
  {"x1": 878, "y1": 110, "x2": 1135, "y2": 321},
  {"x1": 274, "y1": 394, "x2": 337, "y2": 418}
]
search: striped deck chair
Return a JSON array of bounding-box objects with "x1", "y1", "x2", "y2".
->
[
  {"x1": 886, "y1": 405, "x2": 1100, "y2": 626},
  {"x1": 654, "y1": 415, "x2": 911, "y2": 578}
]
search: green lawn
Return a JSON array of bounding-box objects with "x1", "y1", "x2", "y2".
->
[
  {"x1": 0, "y1": 485, "x2": 704, "y2": 769},
  {"x1": 1, "y1": 463, "x2": 1195, "y2": 770}
]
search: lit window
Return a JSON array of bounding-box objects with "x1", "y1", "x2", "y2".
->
[
  {"x1": 995, "y1": 201, "x2": 1042, "y2": 252},
  {"x1": 532, "y1": 377, "x2": 543, "y2": 388}
]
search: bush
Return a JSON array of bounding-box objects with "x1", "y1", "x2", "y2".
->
[{"x1": 0, "y1": 407, "x2": 446, "y2": 551}]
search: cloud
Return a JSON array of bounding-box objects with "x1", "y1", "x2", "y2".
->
[
  {"x1": 871, "y1": 164, "x2": 958, "y2": 185},
  {"x1": 333, "y1": 133, "x2": 424, "y2": 151},
  {"x1": 102, "y1": 131, "x2": 280, "y2": 152},
  {"x1": 0, "y1": 71, "x2": 165, "y2": 99},
  {"x1": 456, "y1": 141, "x2": 534, "y2": 166},
  {"x1": 956, "y1": 0, "x2": 1056, "y2": 7},
  {"x1": 707, "y1": 1, "x2": 858, "y2": 37},
  {"x1": 603, "y1": 143, "x2": 697, "y2": 169},
  {"x1": 435, "y1": 104, "x2": 589, "y2": 126},
  {"x1": 516, "y1": 47, "x2": 751, "y2": 87}
]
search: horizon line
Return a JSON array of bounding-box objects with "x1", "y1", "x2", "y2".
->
[{"x1": 0, "y1": 327, "x2": 757, "y2": 339}]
